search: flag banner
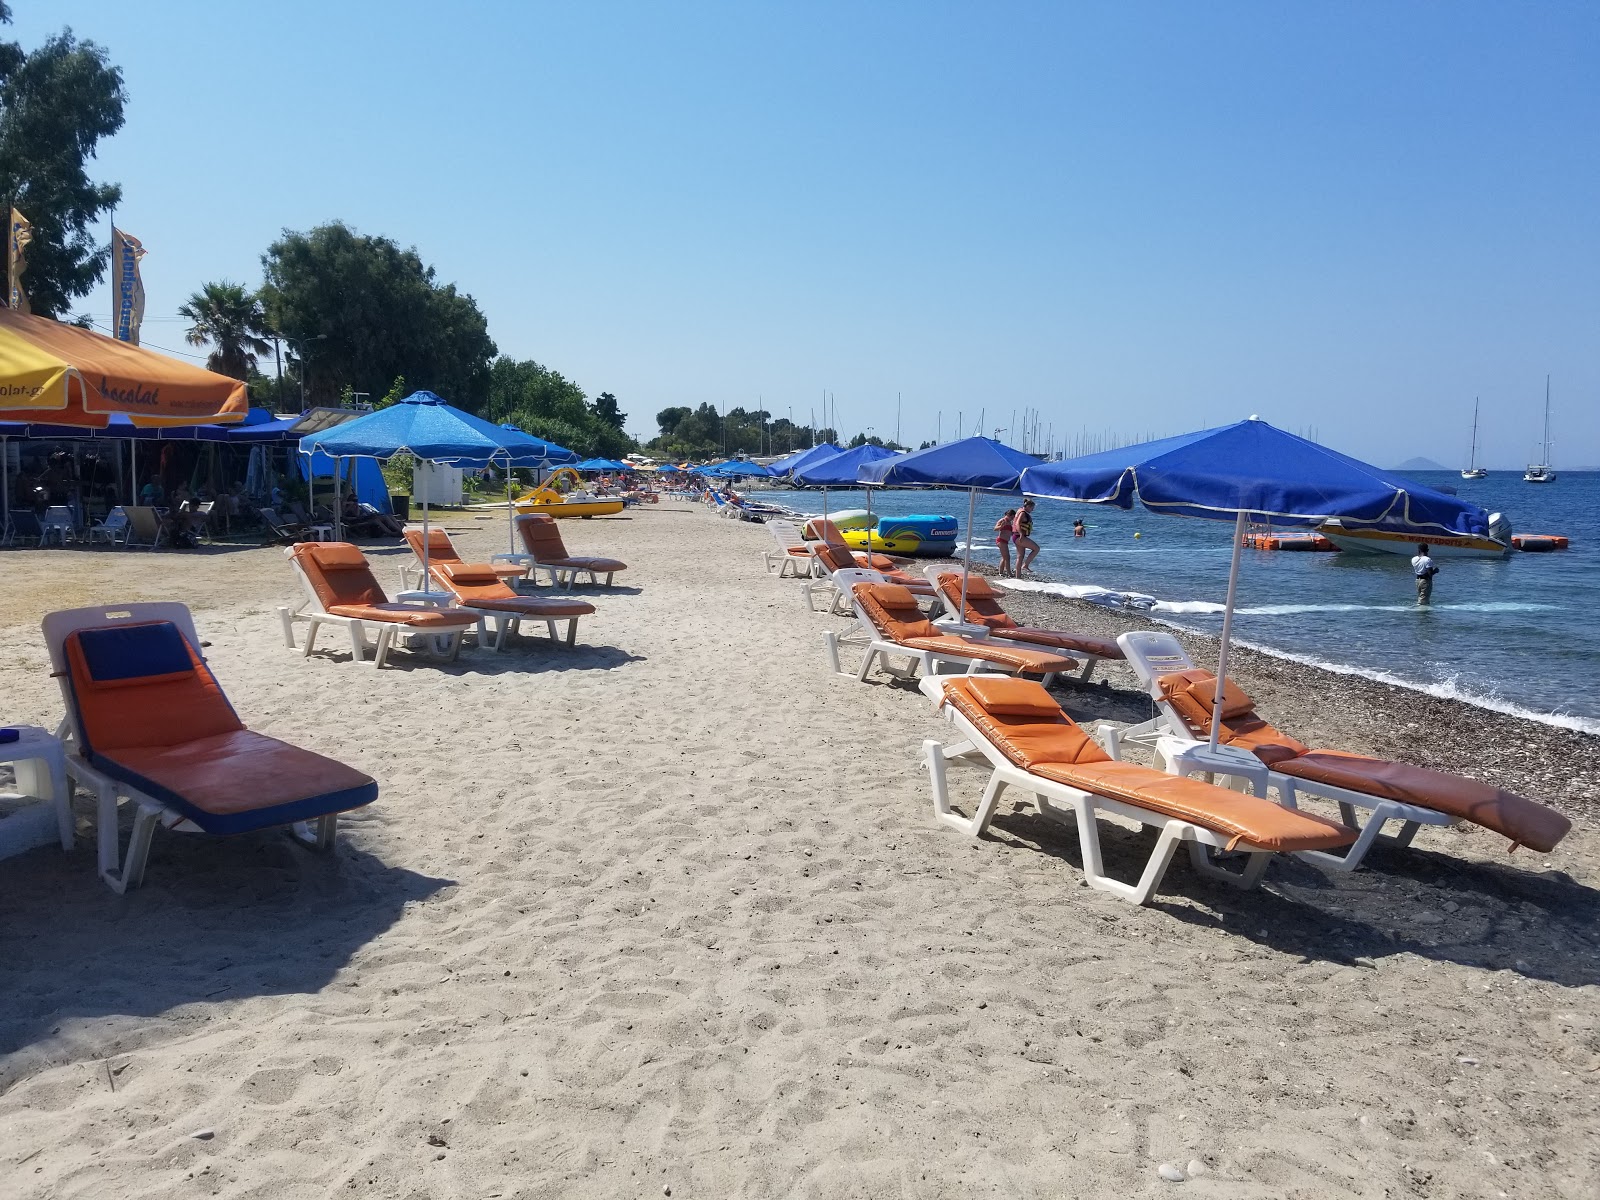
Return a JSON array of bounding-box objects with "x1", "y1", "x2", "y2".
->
[
  {"x1": 111, "y1": 227, "x2": 147, "y2": 344},
  {"x1": 8, "y1": 208, "x2": 31, "y2": 315}
]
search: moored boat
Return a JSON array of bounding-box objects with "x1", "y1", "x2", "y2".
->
[{"x1": 1318, "y1": 516, "x2": 1513, "y2": 559}]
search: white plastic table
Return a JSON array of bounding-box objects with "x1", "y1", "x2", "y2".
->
[
  {"x1": 307, "y1": 524, "x2": 335, "y2": 542},
  {"x1": 1155, "y1": 736, "x2": 1271, "y2": 798},
  {"x1": 0, "y1": 725, "x2": 72, "y2": 856}
]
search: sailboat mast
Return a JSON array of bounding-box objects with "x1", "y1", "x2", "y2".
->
[{"x1": 1543, "y1": 374, "x2": 1551, "y2": 462}]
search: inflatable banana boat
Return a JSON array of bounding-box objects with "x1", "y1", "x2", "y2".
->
[{"x1": 840, "y1": 514, "x2": 958, "y2": 557}]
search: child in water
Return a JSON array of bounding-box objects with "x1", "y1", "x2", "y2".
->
[{"x1": 994, "y1": 509, "x2": 1016, "y2": 576}]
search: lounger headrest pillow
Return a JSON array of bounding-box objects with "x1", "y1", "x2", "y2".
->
[
  {"x1": 1158, "y1": 670, "x2": 1256, "y2": 721},
  {"x1": 440, "y1": 562, "x2": 499, "y2": 585},
  {"x1": 963, "y1": 677, "x2": 1062, "y2": 719},
  {"x1": 861, "y1": 583, "x2": 919, "y2": 612},
  {"x1": 71, "y1": 621, "x2": 197, "y2": 689},
  {"x1": 957, "y1": 575, "x2": 1002, "y2": 599},
  {"x1": 306, "y1": 542, "x2": 370, "y2": 571}
]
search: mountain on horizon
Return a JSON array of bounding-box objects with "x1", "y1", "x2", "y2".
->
[{"x1": 1392, "y1": 456, "x2": 1448, "y2": 471}]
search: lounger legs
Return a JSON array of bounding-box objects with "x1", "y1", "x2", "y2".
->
[
  {"x1": 925, "y1": 740, "x2": 1007, "y2": 836},
  {"x1": 92, "y1": 778, "x2": 159, "y2": 895},
  {"x1": 290, "y1": 813, "x2": 338, "y2": 851}
]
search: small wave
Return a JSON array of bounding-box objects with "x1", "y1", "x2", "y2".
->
[{"x1": 1234, "y1": 601, "x2": 1561, "y2": 616}]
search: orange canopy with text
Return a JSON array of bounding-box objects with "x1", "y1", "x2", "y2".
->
[{"x1": 0, "y1": 308, "x2": 248, "y2": 427}]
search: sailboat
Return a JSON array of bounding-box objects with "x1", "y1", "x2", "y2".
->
[
  {"x1": 1461, "y1": 398, "x2": 1487, "y2": 479},
  {"x1": 1524, "y1": 376, "x2": 1556, "y2": 483}
]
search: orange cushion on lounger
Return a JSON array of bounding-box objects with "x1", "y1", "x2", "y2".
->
[
  {"x1": 903, "y1": 634, "x2": 1074, "y2": 675},
  {"x1": 965, "y1": 677, "x2": 1063, "y2": 719},
  {"x1": 439, "y1": 561, "x2": 501, "y2": 586},
  {"x1": 1275, "y1": 751, "x2": 1572, "y2": 853},
  {"x1": 942, "y1": 680, "x2": 1108, "y2": 768},
  {"x1": 856, "y1": 583, "x2": 940, "y2": 641},
  {"x1": 1156, "y1": 669, "x2": 1310, "y2": 761},
  {"x1": 66, "y1": 622, "x2": 244, "y2": 751},
  {"x1": 306, "y1": 542, "x2": 369, "y2": 571}
]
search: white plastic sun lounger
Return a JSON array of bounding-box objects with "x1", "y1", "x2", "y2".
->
[
  {"x1": 916, "y1": 674, "x2": 1356, "y2": 905},
  {"x1": 761, "y1": 520, "x2": 815, "y2": 577}
]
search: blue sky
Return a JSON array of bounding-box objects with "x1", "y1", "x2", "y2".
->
[{"x1": 12, "y1": 1, "x2": 1597, "y2": 465}]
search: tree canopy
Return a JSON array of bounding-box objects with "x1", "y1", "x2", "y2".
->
[
  {"x1": 178, "y1": 280, "x2": 271, "y2": 380},
  {"x1": 482, "y1": 358, "x2": 636, "y2": 458},
  {"x1": 259, "y1": 222, "x2": 497, "y2": 406},
  {"x1": 0, "y1": 12, "x2": 126, "y2": 317},
  {"x1": 649, "y1": 404, "x2": 851, "y2": 459}
]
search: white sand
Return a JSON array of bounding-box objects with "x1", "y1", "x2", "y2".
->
[{"x1": 2, "y1": 503, "x2": 1597, "y2": 1198}]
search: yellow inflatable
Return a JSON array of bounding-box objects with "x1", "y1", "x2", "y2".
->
[{"x1": 514, "y1": 468, "x2": 625, "y2": 518}]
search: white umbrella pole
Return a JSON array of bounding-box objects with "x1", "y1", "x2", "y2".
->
[
  {"x1": 506, "y1": 453, "x2": 516, "y2": 555},
  {"x1": 421, "y1": 461, "x2": 431, "y2": 594},
  {"x1": 958, "y1": 486, "x2": 976, "y2": 620},
  {"x1": 1209, "y1": 510, "x2": 1248, "y2": 750},
  {"x1": 2, "y1": 437, "x2": 8, "y2": 528},
  {"x1": 333, "y1": 457, "x2": 343, "y2": 540}
]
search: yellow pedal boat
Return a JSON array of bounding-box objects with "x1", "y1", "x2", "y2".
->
[{"x1": 513, "y1": 468, "x2": 627, "y2": 518}]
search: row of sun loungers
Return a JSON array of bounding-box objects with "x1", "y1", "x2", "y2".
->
[
  {"x1": 28, "y1": 514, "x2": 636, "y2": 890},
  {"x1": 767, "y1": 528, "x2": 1571, "y2": 905}
]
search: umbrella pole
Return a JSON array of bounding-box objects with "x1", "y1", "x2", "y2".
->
[
  {"x1": 2, "y1": 437, "x2": 8, "y2": 529},
  {"x1": 421, "y1": 463, "x2": 431, "y2": 596},
  {"x1": 333, "y1": 458, "x2": 343, "y2": 541},
  {"x1": 506, "y1": 454, "x2": 516, "y2": 556},
  {"x1": 958, "y1": 486, "x2": 976, "y2": 620},
  {"x1": 1210, "y1": 510, "x2": 1248, "y2": 751},
  {"x1": 865, "y1": 486, "x2": 873, "y2": 560}
]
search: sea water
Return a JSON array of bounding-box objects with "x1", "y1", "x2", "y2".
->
[{"x1": 751, "y1": 471, "x2": 1600, "y2": 732}]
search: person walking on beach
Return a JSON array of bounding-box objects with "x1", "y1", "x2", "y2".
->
[
  {"x1": 993, "y1": 508, "x2": 1016, "y2": 575},
  {"x1": 1412, "y1": 543, "x2": 1438, "y2": 605},
  {"x1": 1013, "y1": 499, "x2": 1040, "y2": 575}
]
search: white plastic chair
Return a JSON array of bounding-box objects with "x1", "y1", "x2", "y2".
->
[
  {"x1": 88, "y1": 506, "x2": 130, "y2": 546},
  {"x1": 41, "y1": 506, "x2": 75, "y2": 546}
]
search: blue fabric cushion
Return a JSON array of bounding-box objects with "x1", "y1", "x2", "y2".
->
[{"x1": 76, "y1": 622, "x2": 194, "y2": 683}]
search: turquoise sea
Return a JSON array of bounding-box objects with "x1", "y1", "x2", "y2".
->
[{"x1": 750, "y1": 470, "x2": 1600, "y2": 732}]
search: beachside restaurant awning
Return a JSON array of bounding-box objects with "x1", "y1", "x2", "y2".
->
[{"x1": 0, "y1": 308, "x2": 248, "y2": 427}]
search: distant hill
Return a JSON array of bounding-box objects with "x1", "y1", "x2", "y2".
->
[{"x1": 1392, "y1": 457, "x2": 1448, "y2": 471}]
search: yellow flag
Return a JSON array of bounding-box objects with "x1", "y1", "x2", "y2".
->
[
  {"x1": 8, "y1": 208, "x2": 31, "y2": 315},
  {"x1": 111, "y1": 227, "x2": 147, "y2": 344}
]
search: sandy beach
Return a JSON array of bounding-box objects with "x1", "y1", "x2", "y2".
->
[{"x1": 3, "y1": 503, "x2": 1598, "y2": 1199}]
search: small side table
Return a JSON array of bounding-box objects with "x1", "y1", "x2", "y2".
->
[
  {"x1": 0, "y1": 725, "x2": 72, "y2": 854},
  {"x1": 1155, "y1": 736, "x2": 1271, "y2": 798},
  {"x1": 307, "y1": 524, "x2": 335, "y2": 542}
]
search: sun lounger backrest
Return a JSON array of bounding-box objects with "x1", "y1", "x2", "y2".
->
[
  {"x1": 515, "y1": 514, "x2": 570, "y2": 560},
  {"x1": 128, "y1": 506, "x2": 162, "y2": 538},
  {"x1": 62, "y1": 620, "x2": 244, "y2": 754},
  {"x1": 940, "y1": 677, "x2": 1110, "y2": 769},
  {"x1": 934, "y1": 571, "x2": 1016, "y2": 628},
  {"x1": 1155, "y1": 668, "x2": 1311, "y2": 763},
  {"x1": 291, "y1": 541, "x2": 388, "y2": 609},
  {"x1": 403, "y1": 527, "x2": 458, "y2": 563},
  {"x1": 813, "y1": 542, "x2": 858, "y2": 575},
  {"x1": 855, "y1": 583, "x2": 940, "y2": 642},
  {"x1": 429, "y1": 560, "x2": 513, "y2": 602}
]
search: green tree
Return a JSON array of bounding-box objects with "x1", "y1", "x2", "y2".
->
[
  {"x1": 178, "y1": 281, "x2": 271, "y2": 380},
  {"x1": 259, "y1": 222, "x2": 496, "y2": 406},
  {"x1": 655, "y1": 406, "x2": 690, "y2": 437},
  {"x1": 591, "y1": 391, "x2": 626, "y2": 431},
  {"x1": 0, "y1": 11, "x2": 126, "y2": 317}
]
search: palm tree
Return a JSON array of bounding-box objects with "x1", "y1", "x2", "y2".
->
[{"x1": 178, "y1": 281, "x2": 272, "y2": 379}]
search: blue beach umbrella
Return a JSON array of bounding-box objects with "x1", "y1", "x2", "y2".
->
[
  {"x1": 859, "y1": 435, "x2": 1042, "y2": 617},
  {"x1": 1019, "y1": 415, "x2": 1495, "y2": 747},
  {"x1": 775, "y1": 442, "x2": 843, "y2": 480},
  {"x1": 703, "y1": 459, "x2": 771, "y2": 478},
  {"x1": 302, "y1": 390, "x2": 573, "y2": 582},
  {"x1": 792, "y1": 443, "x2": 897, "y2": 535}
]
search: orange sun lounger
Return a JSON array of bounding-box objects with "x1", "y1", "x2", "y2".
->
[
  {"x1": 805, "y1": 540, "x2": 935, "y2": 614},
  {"x1": 513, "y1": 514, "x2": 629, "y2": 588},
  {"x1": 402, "y1": 526, "x2": 530, "y2": 591},
  {"x1": 280, "y1": 541, "x2": 482, "y2": 668},
  {"x1": 805, "y1": 518, "x2": 905, "y2": 572},
  {"x1": 930, "y1": 571, "x2": 1126, "y2": 683},
  {"x1": 827, "y1": 578, "x2": 1078, "y2": 684},
  {"x1": 920, "y1": 674, "x2": 1356, "y2": 904},
  {"x1": 1111, "y1": 630, "x2": 1572, "y2": 870},
  {"x1": 43, "y1": 602, "x2": 379, "y2": 892},
  {"x1": 403, "y1": 529, "x2": 595, "y2": 649}
]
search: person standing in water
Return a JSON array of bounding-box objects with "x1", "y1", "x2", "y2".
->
[
  {"x1": 1411, "y1": 543, "x2": 1438, "y2": 605},
  {"x1": 993, "y1": 508, "x2": 1016, "y2": 576},
  {"x1": 1073, "y1": 519, "x2": 1086, "y2": 538},
  {"x1": 1013, "y1": 499, "x2": 1040, "y2": 574}
]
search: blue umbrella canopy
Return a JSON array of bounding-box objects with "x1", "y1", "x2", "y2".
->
[
  {"x1": 1018, "y1": 417, "x2": 1489, "y2": 534},
  {"x1": 791, "y1": 443, "x2": 896, "y2": 486},
  {"x1": 702, "y1": 459, "x2": 771, "y2": 478},
  {"x1": 301, "y1": 390, "x2": 565, "y2": 467},
  {"x1": 775, "y1": 442, "x2": 843, "y2": 479},
  {"x1": 857, "y1": 435, "x2": 1038, "y2": 491},
  {"x1": 766, "y1": 447, "x2": 811, "y2": 474},
  {"x1": 1019, "y1": 416, "x2": 1497, "y2": 749}
]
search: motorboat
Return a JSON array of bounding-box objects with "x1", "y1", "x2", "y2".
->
[{"x1": 1318, "y1": 515, "x2": 1513, "y2": 560}]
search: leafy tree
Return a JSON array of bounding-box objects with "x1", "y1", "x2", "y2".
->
[
  {"x1": 0, "y1": 12, "x2": 126, "y2": 317},
  {"x1": 591, "y1": 391, "x2": 626, "y2": 431},
  {"x1": 259, "y1": 222, "x2": 495, "y2": 406},
  {"x1": 655, "y1": 406, "x2": 690, "y2": 437},
  {"x1": 178, "y1": 281, "x2": 271, "y2": 379}
]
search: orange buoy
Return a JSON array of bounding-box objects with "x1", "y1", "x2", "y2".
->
[{"x1": 1512, "y1": 534, "x2": 1569, "y2": 552}]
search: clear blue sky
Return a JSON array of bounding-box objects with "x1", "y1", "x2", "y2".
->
[{"x1": 13, "y1": 1, "x2": 1598, "y2": 466}]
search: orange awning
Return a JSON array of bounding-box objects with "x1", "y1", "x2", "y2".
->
[{"x1": 0, "y1": 308, "x2": 249, "y2": 427}]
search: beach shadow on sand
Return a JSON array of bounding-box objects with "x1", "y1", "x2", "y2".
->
[
  {"x1": 977, "y1": 807, "x2": 1600, "y2": 988},
  {"x1": 301, "y1": 640, "x2": 646, "y2": 673},
  {"x1": 0, "y1": 830, "x2": 452, "y2": 1065}
]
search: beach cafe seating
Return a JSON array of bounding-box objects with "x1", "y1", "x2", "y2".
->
[
  {"x1": 1108, "y1": 630, "x2": 1572, "y2": 870},
  {"x1": 42, "y1": 602, "x2": 379, "y2": 892},
  {"x1": 124, "y1": 506, "x2": 167, "y2": 550},
  {"x1": 280, "y1": 541, "x2": 481, "y2": 668},
  {"x1": 804, "y1": 540, "x2": 935, "y2": 615},
  {"x1": 88, "y1": 506, "x2": 131, "y2": 546},
  {"x1": 825, "y1": 574, "x2": 1078, "y2": 684},
  {"x1": 761, "y1": 520, "x2": 816, "y2": 578},
  {"x1": 4, "y1": 509, "x2": 45, "y2": 546},
  {"x1": 918, "y1": 674, "x2": 1357, "y2": 905},
  {"x1": 402, "y1": 527, "x2": 595, "y2": 649},
  {"x1": 512, "y1": 513, "x2": 629, "y2": 588},
  {"x1": 927, "y1": 569, "x2": 1126, "y2": 684},
  {"x1": 41, "y1": 505, "x2": 76, "y2": 545}
]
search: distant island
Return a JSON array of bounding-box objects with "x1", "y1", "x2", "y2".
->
[{"x1": 1392, "y1": 456, "x2": 1448, "y2": 471}]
